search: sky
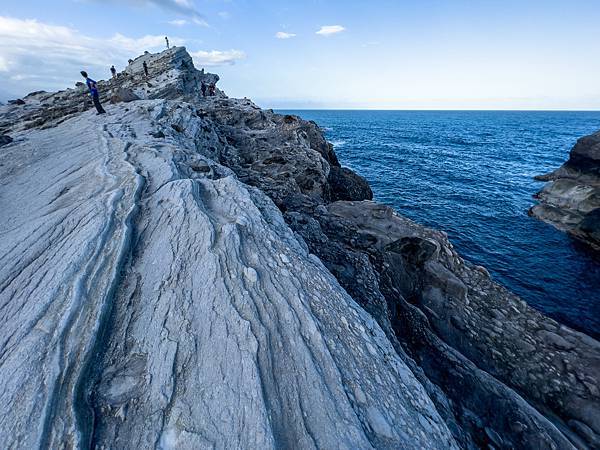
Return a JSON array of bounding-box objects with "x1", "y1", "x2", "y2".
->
[{"x1": 0, "y1": 0, "x2": 599, "y2": 109}]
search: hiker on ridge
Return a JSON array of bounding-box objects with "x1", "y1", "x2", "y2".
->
[
  {"x1": 165, "y1": 36, "x2": 170, "y2": 49},
  {"x1": 201, "y1": 81, "x2": 207, "y2": 97},
  {"x1": 143, "y1": 61, "x2": 149, "y2": 78},
  {"x1": 110, "y1": 65, "x2": 117, "y2": 79},
  {"x1": 80, "y1": 71, "x2": 106, "y2": 115}
]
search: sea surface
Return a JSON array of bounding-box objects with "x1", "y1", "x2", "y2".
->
[{"x1": 280, "y1": 110, "x2": 600, "y2": 338}]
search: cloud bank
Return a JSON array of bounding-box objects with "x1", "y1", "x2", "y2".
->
[{"x1": 190, "y1": 50, "x2": 246, "y2": 67}]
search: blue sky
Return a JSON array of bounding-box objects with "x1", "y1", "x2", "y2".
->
[{"x1": 1, "y1": 0, "x2": 599, "y2": 109}]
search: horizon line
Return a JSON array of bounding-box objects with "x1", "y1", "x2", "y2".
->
[{"x1": 269, "y1": 108, "x2": 600, "y2": 112}]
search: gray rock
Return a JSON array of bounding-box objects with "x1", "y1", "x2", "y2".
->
[
  {"x1": 0, "y1": 134, "x2": 12, "y2": 147},
  {"x1": 0, "y1": 56, "x2": 456, "y2": 448},
  {"x1": 531, "y1": 130, "x2": 600, "y2": 250},
  {"x1": 1, "y1": 45, "x2": 598, "y2": 449},
  {"x1": 110, "y1": 87, "x2": 140, "y2": 104},
  {"x1": 329, "y1": 166, "x2": 373, "y2": 201}
]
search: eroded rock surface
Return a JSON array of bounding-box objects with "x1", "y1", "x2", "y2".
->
[
  {"x1": 530, "y1": 130, "x2": 600, "y2": 250},
  {"x1": 1, "y1": 47, "x2": 598, "y2": 449}
]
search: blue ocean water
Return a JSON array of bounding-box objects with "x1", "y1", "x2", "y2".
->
[{"x1": 281, "y1": 110, "x2": 600, "y2": 338}]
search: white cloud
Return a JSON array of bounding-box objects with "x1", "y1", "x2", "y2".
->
[
  {"x1": 192, "y1": 17, "x2": 209, "y2": 27},
  {"x1": 90, "y1": 0, "x2": 199, "y2": 16},
  {"x1": 168, "y1": 19, "x2": 188, "y2": 26},
  {"x1": 88, "y1": 0, "x2": 208, "y2": 26},
  {"x1": 218, "y1": 11, "x2": 231, "y2": 20},
  {"x1": 0, "y1": 55, "x2": 9, "y2": 72},
  {"x1": 190, "y1": 50, "x2": 246, "y2": 67},
  {"x1": 275, "y1": 32, "x2": 296, "y2": 40},
  {"x1": 0, "y1": 16, "x2": 235, "y2": 98},
  {"x1": 316, "y1": 25, "x2": 345, "y2": 36}
]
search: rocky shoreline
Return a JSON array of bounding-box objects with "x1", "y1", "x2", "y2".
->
[
  {"x1": 530, "y1": 130, "x2": 600, "y2": 250},
  {"x1": 0, "y1": 47, "x2": 598, "y2": 449}
]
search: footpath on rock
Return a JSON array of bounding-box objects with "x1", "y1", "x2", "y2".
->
[{"x1": 0, "y1": 47, "x2": 599, "y2": 449}]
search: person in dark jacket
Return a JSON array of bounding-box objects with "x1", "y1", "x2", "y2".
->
[
  {"x1": 201, "y1": 81, "x2": 207, "y2": 97},
  {"x1": 165, "y1": 36, "x2": 170, "y2": 49},
  {"x1": 80, "y1": 71, "x2": 106, "y2": 114},
  {"x1": 110, "y1": 65, "x2": 117, "y2": 79},
  {"x1": 143, "y1": 61, "x2": 149, "y2": 78}
]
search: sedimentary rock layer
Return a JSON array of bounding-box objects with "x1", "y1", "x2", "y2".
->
[
  {"x1": 1, "y1": 47, "x2": 598, "y2": 449},
  {"x1": 530, "y1": 130, "x2": 600, "y2": 250}
]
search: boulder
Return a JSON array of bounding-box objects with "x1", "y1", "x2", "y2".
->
[
  {"x1": 0, "y1": 134, "x2": 13, "y2": 147},
  {"x1": 110, "y1": 87, "x2": 140, "y2": 104},
  {"x1": 531, "y1": 130, "x2": 600, "y2": 250},
  {"x1": 328, "y1": 166, "x2": 373, "y2": 201}
]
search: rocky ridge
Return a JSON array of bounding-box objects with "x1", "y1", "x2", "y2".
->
[
  {"x1": 530, "y1": 130, "x2": 600, "y2": 250},
  {"x1": 0, "y1": 47, "x2": 599, "y2": 449}
]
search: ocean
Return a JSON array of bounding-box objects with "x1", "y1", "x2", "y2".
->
[{"x1": 280, "y1": 110, "x2": 600, "y2": 339}]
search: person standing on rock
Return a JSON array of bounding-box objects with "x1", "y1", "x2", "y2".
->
[
  {"x1": 165, "y1": 36, "x2": 170, "y2": 49},
  {"x1": 80, "y1": 71, "x2": 106, "y2": 115},
  {"x1": 110, "y1": 65, "x2": 117, "y2": 79},
  {"x1": 201, "y1": 81, "x2": 207, "y2": 97},
  {"x1": 143, "y1": 61, "x2": 149, "y2": 78}
]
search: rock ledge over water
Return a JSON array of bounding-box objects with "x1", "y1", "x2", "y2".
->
[{"x1": 530, "y1": 130, "x2": 600, "y2": 250}]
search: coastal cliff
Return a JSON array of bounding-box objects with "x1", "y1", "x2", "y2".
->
[
  {"x1": 530, "y1": 131, "x2": 600, "y2": 250},
  {"x1": 0, "y1": 47, "x2": 599, "y2": 449}
]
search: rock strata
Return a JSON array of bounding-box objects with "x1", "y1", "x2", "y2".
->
[
  {"x1": 0, "y1": 47, "x2": 599, "y2": 449},
  {"x1": 530, "y1": 130, "x2": 600, "y2": 250}
]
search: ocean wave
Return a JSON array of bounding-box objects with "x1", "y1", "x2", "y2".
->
[
  {"x1": 291, "y1": 109, "x2": 600, "y2": 338},
  {"x1": 330, "y1": 139, "x2": 346, "y2": 148}
]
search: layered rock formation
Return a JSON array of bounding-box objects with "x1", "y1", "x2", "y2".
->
[
  {"x1": 1, "y1": 47, "x2": 599, "y2": 449},
  {"x1": 530, "y1": 131, "x2": 600, "y2": 250}
]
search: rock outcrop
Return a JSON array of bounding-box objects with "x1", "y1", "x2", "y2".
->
[
  {"x1": 1, "y1": 47, "x2": 599, "y2": 449},
  {"x1": 0, "y1": 134, "x2": 12, "y2": 147},
  {"x1": 530, "y1": 130, "x2": 600, "y2": 250}
]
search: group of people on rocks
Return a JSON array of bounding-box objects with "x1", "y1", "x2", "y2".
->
[{"x1": 80, "y1": 36, "x2": 216, "y2": 115}]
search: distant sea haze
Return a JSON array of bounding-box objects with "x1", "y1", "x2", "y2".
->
[{"x1": 280, "y1": 110, "x2": 600, "y2": 338}]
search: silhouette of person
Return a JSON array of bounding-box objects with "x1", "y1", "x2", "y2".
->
[
  {"x1": 143, "y1": 61, "x2": 149, "y2": 78},
  {"x1": 110, "y1": 65, "x2": 117, "y2": 79},
  {"x1": 201, "y1": 81, "x2": 207, "y2": 97},
  {"x1": 165, "y1": 36, "x2": 170, "y2": 49}
]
